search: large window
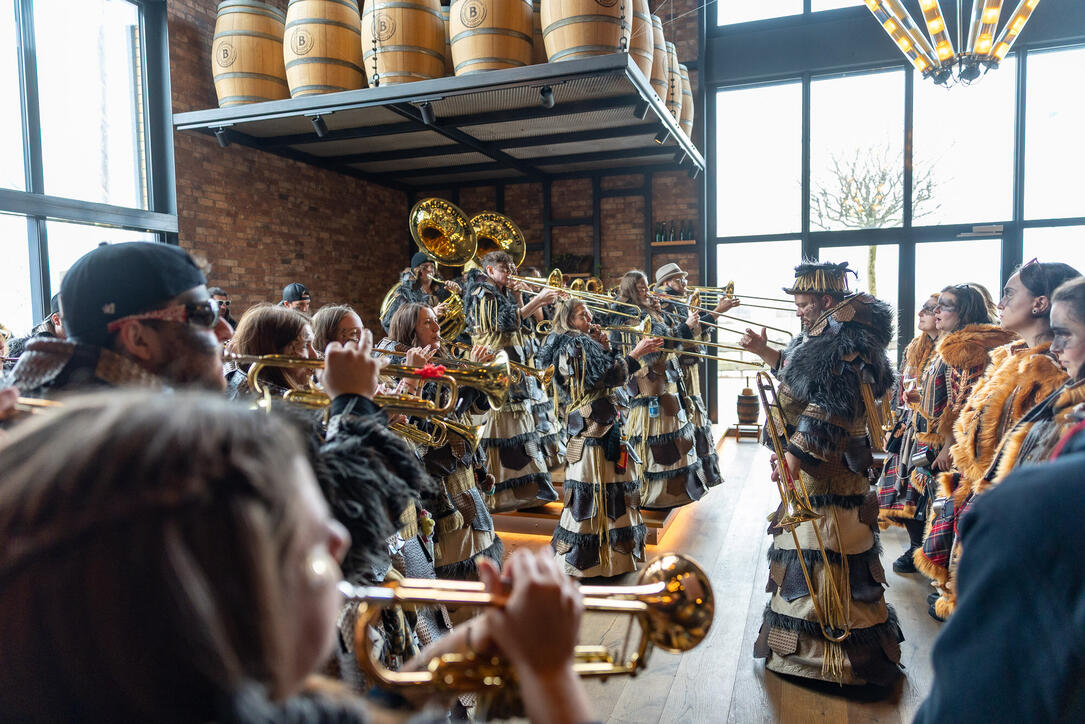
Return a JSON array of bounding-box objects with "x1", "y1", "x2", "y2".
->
[
  {"x1": 717, "y1": 1, "x2": 802, "y2": 27},
  {"x1": 0, "y1": 0, "x2": 173, "y2": 337},
  {"x1": 1025, "y1": 46, "x2": 1085, "y2": 221},
  {"x1": 810, "y1": 70, "x2": 904, "y2": 232},
  {"x1": 716, "y1": 82, "x2": 802, "y2": 236},
  {"x1": 1024, "y1": 226, "x2": 1085, "y2": 274},
  {"x1": 914, "y1": 238, "x2": 1003, "y2": 336}
]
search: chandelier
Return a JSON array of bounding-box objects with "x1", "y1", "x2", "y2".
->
[{"x1": 864, "y1": 0, "x2": 1042, "y2": 86}]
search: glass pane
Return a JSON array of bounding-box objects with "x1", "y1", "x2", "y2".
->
[
  {"x1": 810, "y1": 69, "x2": 905, "y2": 231},
  {"x1": 1, "y1": 1, "x2": 25, "y2": 191},
  {"x1": 718, "y1": 0, "x2": 802, "y2": 26},
  {"x1": 34, "y1": 0, "x2": 147, "y2": 208},
  {"x1": 812, "y1": 0, "x2": 864, "y2": 11},
  {"x1": 715, "y1": 239, "x2": 803, "y2": 431},
  {"x1": 716, "y1": 82, "x2": 802, "y2": 236},
  {"x1": 913, "y1": 57, "x2": 1015, "y2": 225},
  {"x1": 1026, "y1": 46, "x2": 1085, "y2": 220},
  {"x1": 46, "y1": 220, "x2": 155, "y2": 293},
  {"x1": 818, "y1": 243, "x2": 899, "y2": 358},
  {"x1": 914, "y1": 238, "x2": 1002, "y2": 337},
  {"x1": 0, "y1": 213, "x2": 33, "y2": 336},
  {"x1": 1023, "y1": 226, "x2": 1085, "y2": 276}
]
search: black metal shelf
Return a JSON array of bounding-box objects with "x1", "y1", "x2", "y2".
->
[{"x1": 173, "y1": 54, "x2": 703, "y2": 191}]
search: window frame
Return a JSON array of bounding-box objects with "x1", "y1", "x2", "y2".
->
[{"x1": 3, "y1": 0, "x2": 176, "y2": 322}]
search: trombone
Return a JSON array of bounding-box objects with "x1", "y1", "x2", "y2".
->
[
  {"x1": 687, "y1": 281, "x2": 796, "y2": 313},
  {"x1": 441, "y1": 340, "x2": 554, "y2": 388},
  {"x1": 603, "y1": 319, "x2": 763, "y2": 368},
  {"x1": 342, "y1": 552, "x2": 713, "y2": 692},
  {"x1": 651, "y1": 290, "x2": 795, "y2": 340},
  {"x1": 512, "y1": 268, "x2": 641, "y2": 319},
  {"x1": 756, "y1": 371, "x2": 851, "y2": 643}
]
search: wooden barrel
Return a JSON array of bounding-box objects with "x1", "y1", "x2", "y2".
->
[
  {"x1": 649, "y1": 15, "x2": 667, "y2": 101},
  {"x1": 541, "y1": 0, "x2": 624, "y2": 63},
  {"x1": 212, "y1": 0, "x2": 289, "y2": 107},
  {"x1": 449, "y1": 0, "x2": 533, "y2": 74},
  {"x1": 679, "y1": 64, "x2": 693, "y2": 138},
  {"x1": 361, "y1": 0, "x2": 444, "y2": 85},
  {"x1": 531, "y1": 0, "x2": 547, "y2": 65},
  {"x1": 284, "y1": 0, "x2": 364, "y2": 97},
  {"x1": 441, "y1": 6, "x2": 454, "y2": 76},
  {"x1": 628, "y1": 0, "x2": 652, "y2": 80},
  {"x1": 736, "y1": 388, "x2": 760, "y2": 425},
  {"x1": 665, "y1": 41, "x2": 682, "y2": 122}
]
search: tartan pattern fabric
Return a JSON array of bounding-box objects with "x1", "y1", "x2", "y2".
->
[
  {"x1": 920, "y1": 495, "x2": 956, "y2": 574},
  {"x1": 916, "y1": 358, "x2": 949, "y2": 438}
]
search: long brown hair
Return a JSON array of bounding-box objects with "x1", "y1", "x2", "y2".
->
[
  {"x1": 387, "y1": 302, "x2": 429, "y2": 347},
  {"x1": 228, "y1": 303, "x2": 311, "y2": 389},
  {"x1": 311, "y1": 303, "x2": 357, "y2": 354},
  {"x1": 0, "y1": 391, "x2": 307, "y2": 721},
  {"x1": 550, "y1": 298, "x2": 587, "y2": 336},
  {"x1": 615, "y1": 270, "x2": 648, "y2": 307}
]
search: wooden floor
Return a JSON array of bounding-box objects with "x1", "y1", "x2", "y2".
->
[{"x1": 503, "y1": 435, "x2": 942, "y2": 724}]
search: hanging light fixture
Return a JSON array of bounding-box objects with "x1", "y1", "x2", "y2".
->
[{"x1": 864, "y1": 0, "x2": 1042, "y2": 86}]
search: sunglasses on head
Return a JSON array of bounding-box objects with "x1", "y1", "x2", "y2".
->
[{"x1": 106, "y1": 299, "x2": 222, "y2": 333}]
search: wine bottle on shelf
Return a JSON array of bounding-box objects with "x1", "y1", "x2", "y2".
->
[
  {"x1": 655, "y1": 222, "x2": 663, "y2": 242},
  {"x1": 680, "y1": 220, "x2": 688, "y2": 241},
  {"x1": 669, "y1": 221, "x2": 676, "y2": 241}
]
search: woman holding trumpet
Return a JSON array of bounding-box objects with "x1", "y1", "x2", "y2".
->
[
  {"x1": 379, "y1": 251, "x2": 463, "y2": 334},
  {"x1": 610, "y1": 270, "x2": 707, "y2": 510},
  {"x1": 539, "y1": 298, "x2": 664, "y2": 577},
  {"x1": 379, "y1": 302, "x2": 504, "y2": 589}
]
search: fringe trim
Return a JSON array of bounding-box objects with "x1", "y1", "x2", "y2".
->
[
  {"x1": 627, "y1": 421, "x2": 695, "y2": 447},
  {"x1": 767, "y1": 540, "x2": 883, "y2": 568},
  {"x1": 936, "y1": 324, "x2": 1018, "y2": 370},
  {"x1": 492, "y1": 471, "x2": 552, "y2": 494},
  {"x1": 806, "y1": 493, "x2": 870, "y2": 510},
  {"x1": 551, "y1": 523, "x2": 647, "y2": 547},
  {"x1": 479, "y1": 431, "x2": 538, "y2": 449},
  {"x1": 642, "y1": 461, "x2": 700, "y2": 482},
  {"x1": 878, "y1": 507, "x2": 917, "y2": 527},
  {"x1": 933, "y1": 593, "x2": 956, "y2": 619},
  {"x1": 761, "y1": 604, "x2": 903, "y2": 648},
  {"x1": 562, "y1": 479, "x2": 641, "y2": 496},
  {"x1": 912, "y1": 546, "x2": 949, "y2": 584},
  {"x1": 434, "y1": 536, "x2": 504, "y2": 580}
]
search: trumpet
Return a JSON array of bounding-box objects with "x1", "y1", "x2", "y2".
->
[
  {"x1": 225, "y1": 353, "x2": 458, "y2": 416},
  {"x1": 441, "y1": 340, "x2": 554, "y2": 388},
  {"x1": 603, "y1": 319, "x2": 763, "y2": 367},
  {"x1": 756, "y1": 371, "x2": 850, "y2": 643},
  {"x1": 342, "y1": 552, "x2": 713, "y2": 692},
  {"x1": 372, "y1": 347, "x2": 513, "y2": 411}
]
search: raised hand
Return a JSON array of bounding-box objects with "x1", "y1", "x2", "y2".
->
[{"x1": 323, "y1": 331, "x2": 385, "y2": 400}]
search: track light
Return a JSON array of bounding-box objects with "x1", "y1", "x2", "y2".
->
[
  {"x1": 674, "y1": 151, "x2": 688, "y2": 167},
  {"x1": 653, "y1": 127, "x2": 669, "y2": 144},
  {"x1": 688, "y1": 166, "x2": 700, "y2": 180},
  {"x1": 214, "y1": 127, "x2": 231, "y2": 148},
  {"x1": 419, "y1": 102, "x2": 436, "y2": 125},
  {"x1": 310, "y1": 115, "x2": 328, "y2": 138},
  {"x1": 633, "y1": 99, "x2": 650, "y2": 120},
  {"x1": 539, "y1": 86, "x2": 555, "y2": 109}
]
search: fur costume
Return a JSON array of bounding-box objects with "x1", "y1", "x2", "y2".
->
[
  {"x1": 464, "y1": 268, "x2": 557, "y2": 512},
  {"x1": 544, "y1": 331, "x2": 647, "y2": 577},
  {"x1": 754, "y1": 293, "x2": 903, "y2": 686},
  {"x1": 989, "y1": 378, "x2": 1085, "y2": 483},
  {"x1": 379, "y1": 270, "x2": 450, "y2": 331}
]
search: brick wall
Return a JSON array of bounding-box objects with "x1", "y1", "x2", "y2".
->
[{"x1": 169, "y1": 0, "x2": 408, "y2": 326}]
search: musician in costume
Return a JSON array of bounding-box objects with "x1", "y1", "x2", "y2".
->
[
  {"x1": 378, "y1": 302, "x2": 504, "y2": 588},
  {"x1": 464, "y1": 250, "x2": 560, "y2": 512},
  {"x1": 652, "y1": 262, "x2": 739, "y2": 490},
  {"x1": 741, "y1": 261, "x2": 903, "y2": 686},
  {"x1": 539, "y1": 298, "x2": 664, "y2": 577},
  {"x1": 611, "y1": 270, "x2": 707, "y2": 510},
  {"x1": 922, "y1": 262, "x2": 1078, "y2": 620},
  {"x1": 907, "y1": 284, "x2": 1015, "y2": 620},
  {"x1": 876, "y1": 295, "x2": 941, "y2": 567},
  {"x1": 380, "y1": 251, "x2": 462, "y2": 334},
  {"x1": 520, "y1": 269, "x2": 565, "y2": 471}
]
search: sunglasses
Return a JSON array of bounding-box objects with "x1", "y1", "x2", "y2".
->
[
  {"x1": 106, "y1": 300, "x2": 222, "y2": 333},
  {"x1": 1023, "y1": 257, "x2": 1050, "y2": 297},
  {"x1": 919, "y1": 304, "x2": 937, "y2": 314}
]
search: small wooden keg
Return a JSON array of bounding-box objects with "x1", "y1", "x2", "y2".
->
[
  {"x1": 212, "y1": 0, "x2": 289, "y2": 107},
  {"x1": 531, "y1": 0, "x2": 547, "y2": 65},
  {"x1": 284, "y1": 0, "x2": 364, "y2": 97},
  {"x1": 541, "y1": 0, "x2": 626, "y2": 63},
  {"x1": 679, "y1": 64, "x2": 694, "y2": 138},
  {"x1": 649, "y1": 14, "x2": 667, "y2": 101},
  {"x1": 736, "y1": 388, "x2": 760, "y2": 425},
  {"x1": 665, "y1": 41, "x2": 682, "y2": 122},
  {"x1": 441, "y1": 6, "x2": 454, "y2": 77},
  {"x1": 628, "y1": 0, "x2": 653, "y2": 81},
  {"x1": 449, "y1": 0, "x2": 533, "y2": 74},
  {"x1": 360, "y1": 0, "x2": 445, "y2": 85}
]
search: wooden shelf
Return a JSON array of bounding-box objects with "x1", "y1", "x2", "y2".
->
[{"x1": 650, "y1": 239, "x2": 697, "y2": 247}]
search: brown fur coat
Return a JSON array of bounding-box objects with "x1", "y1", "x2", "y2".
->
[{"x1": 941, "y1": 341, "x2": 1066, "y2": 502}]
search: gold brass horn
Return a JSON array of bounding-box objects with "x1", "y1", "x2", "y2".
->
[
  {"x1": 651, "y1": 290, "x2": 795, "y2": 343},
  {"x1": 373, "y1": 347, "x2": 514, "y2": 411},
  {"x1": 693, "y1": 281, "x2": 797, "y2": 313},
  {"x1": 603, "y1": 318, "x2": 763, "y2": 367},
  {"x1": 341, "y1": 552, "x2": 713, "y2": 693},
  {"x1": 472, "y1": 211, "x2": 525, "y2": 266},
  {"x1": 438, "y1": 341, "x2": 551, "y2": 391},
  {"x1": 410, "y1": 198, "x2": 477, "y2": 267},
  {"x1": 755, "y1": 371, "x2": 850, "y2": 643},
  {"x1": 510, "y1": 270, "x2": 641, "y2": 319}
]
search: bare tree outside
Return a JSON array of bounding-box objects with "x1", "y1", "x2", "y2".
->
[{"x1": 811, "y1": 143, "x2": 939, "y2": 296}]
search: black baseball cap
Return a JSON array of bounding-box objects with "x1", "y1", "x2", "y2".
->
[
  {"x1": 282, "y1": 282, "x2": 310, "y2": 302},
  {"x1": 60, "y1": 242, "x2": 207, "y2": 346}
]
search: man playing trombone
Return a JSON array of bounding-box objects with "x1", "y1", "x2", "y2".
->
[{"x1": 740, "y1": 261, "x2": 903, "y2": 687}]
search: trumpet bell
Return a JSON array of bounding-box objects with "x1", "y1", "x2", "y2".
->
[
  {"x1": 410, "y1": 198, "x2": 477, "y2": 267},
  {"x1": 472, "y1": 211, "x2": 526, "y2": 267},
  {"x1": 637, "y1": 553, "x2": 714, "y2": 654}
]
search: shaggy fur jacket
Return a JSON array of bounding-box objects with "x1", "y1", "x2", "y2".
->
[
  {"x1": 777, "y1": 293, "x2": 896, "y2": 468},
  {"x1": 463, "y1": 268, "x2": 521, "y2": 335},
  {"x1": 537, "y1": 331, "x2": 637, "y2": 407}
]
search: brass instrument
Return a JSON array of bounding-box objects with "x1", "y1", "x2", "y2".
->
[
  {"x1": 651, "y1": 289, "x2": 795, "y2": 340},
  {"x1": 471, "y1": 211, "x2": 526, "y2": 266},
  {"x1": 225, "y1": 353, "x2": 458, "y2": 417},
  {"x1": 567, "y1": 276, "x2": 604, "y2": 294},
  {"x1": 10, "y1": 396, "x2": 63, "y2": 414},
  {"x1": 373, "y1": 347, "x2": 513, "y2": 411},
  {"x1": 380, "y1": 198, "x2": 476, "y2": 341},
  {"x1": 441, "y1": 340, "x2": 554, "y2": 388},
  {"x1": 603, "y1": 319, "x2": 763, "y2": 367},
  {"x1": 755, "y1": 371, "x2": 851, "y2": 643},
  {"x1": 511, "y1": 269, "x2": 640, "y2": 319},
  {"x1": 342, "y1": 552, "x2": 713, "y2": 692},
  {"x1": 688, "y1": 281, "x2": 796, "y2": 313}
]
